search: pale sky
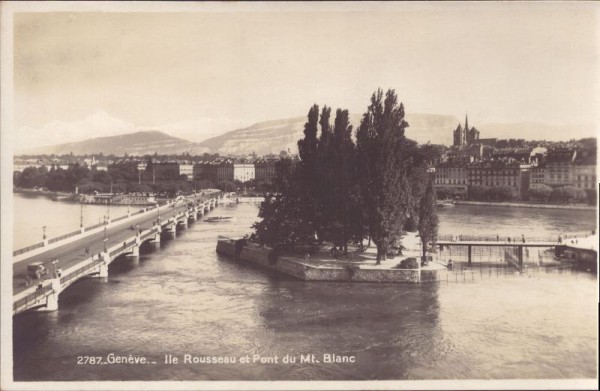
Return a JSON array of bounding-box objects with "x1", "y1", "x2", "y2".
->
[{"x1": 8, "y1": 2, "x2": 600, "y2": 140}]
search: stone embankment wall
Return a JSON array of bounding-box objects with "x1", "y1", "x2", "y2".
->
[{"x1": 216, "y1": 239, "x2": 421, "y2": 284}]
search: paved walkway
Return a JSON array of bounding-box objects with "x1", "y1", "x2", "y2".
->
[{"x1": 285, "y1": 232, "x2": 446, "y2": 271}]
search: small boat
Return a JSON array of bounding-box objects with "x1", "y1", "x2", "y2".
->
[
  {"x1": 436, "y1": 200, "x2": 455, "y2": 207},
  {"x1": 206, "y1": 216, "x2": 235, "y2": 222}
]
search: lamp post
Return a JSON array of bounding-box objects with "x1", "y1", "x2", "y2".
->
[
  {"x1": 107, "y1": 181, "x2": 113, "y2": 222},
  {"x1": 103, "y1": 226, "x2": 108, "y2": 252},
  {"x1": 42, "y1": 225, "x2": 47, "y2": 240},
  {"x1": 52, "y1": 259, "x2": 59, "y2": 278},
  {"x1": 80, "y1": 203, "x2": 84, "y2": 228}
]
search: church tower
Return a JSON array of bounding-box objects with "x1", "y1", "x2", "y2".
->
[{"x1": 453, "y1": 123, "x2": 464, "y2": 147}]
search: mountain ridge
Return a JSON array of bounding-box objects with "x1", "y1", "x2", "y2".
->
[
  {"x1": 21, "y1": 130, "x2": 209, "y2": 156},
  {"x1": 17, "y1": 115, "x2": 596, "y2": 157}
]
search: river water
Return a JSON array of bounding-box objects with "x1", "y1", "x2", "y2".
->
[{"x1": 11, "y1": 195, "x2": 598, "y2": 381}]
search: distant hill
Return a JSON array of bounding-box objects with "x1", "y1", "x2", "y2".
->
[
  {"x1": 22, "y1": 130, "x2": 209, "y2": 156},
  {"x1": 19, "y1": 114, "x2": 596, "y2": 157},
  {"x1": 199, "y1": 113, "x2": 461, "y2": 155}
]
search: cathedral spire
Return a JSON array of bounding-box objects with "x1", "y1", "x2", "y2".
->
[{"x1": 465, "y1": 113, "x2": 469, "y2": 131}]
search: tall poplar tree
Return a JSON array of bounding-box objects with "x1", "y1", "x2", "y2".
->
[
  {"x1": 356, "y1": 89, "x2": 412, "y2": 263},
  {"x1": 418, "y1": 179, "x2": 439, "y2": 260},
  {"x1": 315, "y1": 106, "x2": 334, "y2": 240},
  {"x1": 296, "y1": 104, "x2": 321, "y2": 240},
  {"x1": 330, "y1": 109, "x2": 360, "y2": 253}
]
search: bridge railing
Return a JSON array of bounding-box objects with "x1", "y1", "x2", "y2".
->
[
  {"x1": 437, "y1": 234, "x2": 560, "y2": 243},
  {"x1": 13, "y1": 285, "x2": 53, "y2": 314},
  {"x1": 60, "y1": 258, "x2": 104, "y2": 287},
  {"x1": 109, "y1": 238, "x2": 139, "y2": 257},
  {"x1": 13, "y1": 242, "x2": 45, "y2": 256},
  {"x1": 48, "y1": 229, "x2": 82, "y2": 244},
  {"x1": 140, "y1": 228, "x2": 158, "y2": 241},
  {"x1": 112, "y1": 215, "x2": 129, "y2": 223},
  {"x1": 562, "y1": 231, "x2": 594, "y2": 240},
  {"x1": 84, "y1": 222, "x2": 105, "y2": 232}
]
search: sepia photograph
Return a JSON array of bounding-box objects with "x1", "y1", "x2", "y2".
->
[{"x1": 1, "y1": 2, "x2": 598, "y2": 390}]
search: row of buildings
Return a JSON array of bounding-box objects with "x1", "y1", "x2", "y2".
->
[
  {"x1": 132, "y1": 158, "x2": 278, "y2": 183},
  {"x1": 435, "y1": 118, "x2": 596, "y2": 199},
  {"x1": 14, "y1": 156, "x2": 281, "y2": 184}
]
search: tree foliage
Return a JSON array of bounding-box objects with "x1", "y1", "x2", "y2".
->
[
  {"x1": 252, "y1": 88, "x2": 438, "y2": 263},
  {"x1": 252, "y1": 158, "x2": 314, "y2": 249},
  {"x1": 356, "y1": 89, "x2": 412, "y2": 263},
  {"x1": 549, "y1": 186, "x2": 586, "y2": 204},
  {"x1": 528, "y1": 184, "x2": 552, "y2": 202}
]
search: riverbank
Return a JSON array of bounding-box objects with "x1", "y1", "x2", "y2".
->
[
  {"x1": 455, "y1": 200, "x2": 596, "y2": 210},
  {"x1": 14, "y1": 187, "x2": 78, "y2": 201}
]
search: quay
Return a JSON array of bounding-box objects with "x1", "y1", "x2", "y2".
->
[
  {"x1": 216, "y1": 237, "x2": 423, "y2": 283},
  {"x1": 13, "y1": 191, "x2": 222, "y2": 316}
]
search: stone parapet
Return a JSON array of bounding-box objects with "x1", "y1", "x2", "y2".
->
[{"x1": 217, "y1": 239, "x2": 421, "y2": 284}]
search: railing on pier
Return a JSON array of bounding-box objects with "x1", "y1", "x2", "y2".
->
[
  {"x1": 437, "y1": 234, "x2": 561, "y2": 243},
  {"x1": 420, "y1": 262, "x2": 580, "y2": 284},
  {"x1": 437, "y1": 231, "x2": 595, "y2": 244}
]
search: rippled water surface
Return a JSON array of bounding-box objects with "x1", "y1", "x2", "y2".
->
[{"x1": 12, "y1": 196, "x2": 598, "y2": 381}]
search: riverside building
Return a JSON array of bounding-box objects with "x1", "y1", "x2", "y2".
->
[
  {"x1": 433, "y1": 162, "x2": 468, "y2": 198},
  {"x1": 466, "y1": 161, "x2": 529, "y2": 199}
]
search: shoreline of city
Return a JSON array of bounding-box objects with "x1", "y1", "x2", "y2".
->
[
  {"x1": 14, "y1": 187, "x2": 596, "y2": 211},
  {"x1": 455, "y1": 200, "x2": 597, "y2": 211}
]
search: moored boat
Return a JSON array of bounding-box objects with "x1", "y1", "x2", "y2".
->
[{"x1": 206, "y1": 216, "x2": 236, "y2": 222}]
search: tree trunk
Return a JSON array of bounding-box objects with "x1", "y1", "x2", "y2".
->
[
  {"x1": 375, "y1": 243, "x2": 387, "y2": 264},
  {"x1": 422, "y1": 242, "x2": 427, "y2": 259}
]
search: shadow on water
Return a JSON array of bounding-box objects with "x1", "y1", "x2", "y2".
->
[
  {"x1": 243, "y1": 279, "x2": 442, "y2": 380},
  {"x1": 216, "y1": 252, "x2": 299, "y2": 282}
]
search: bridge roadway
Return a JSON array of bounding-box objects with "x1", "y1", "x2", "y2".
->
[{"x1": 13, "y1": 192, "x2": 220, "y2": 314}]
